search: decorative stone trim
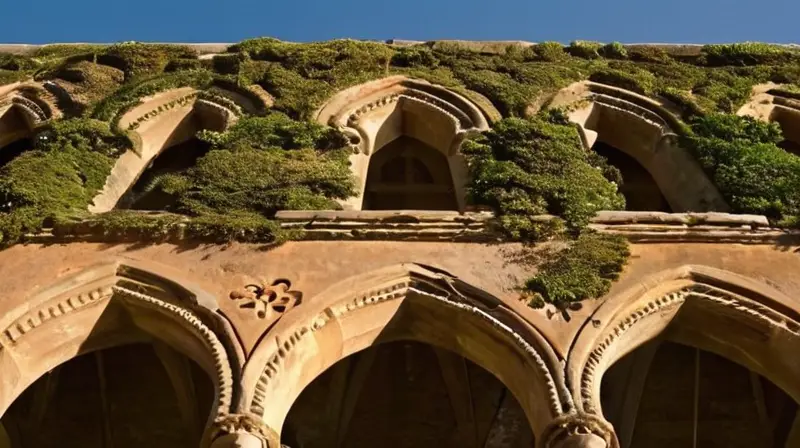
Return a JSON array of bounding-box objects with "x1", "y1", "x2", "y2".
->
[
  {"x1": 276, "y1": 210, "x2": 496, "y2": 242},
  {"x1": 579, "y1": 283, "x2": 800, "y2": 413},
  {"x1": 2, "y1": 285, "x2": 114, "y2": 344},
  {"x1": 229, "y1": 280, "x2": 302, "y2": 321},
  {"x1": 10, "y1": 96, "x2": 48, "y2": 123},
  {"x1": 197, "y1": 90, "x2": 244, "y2": 116},
  {"x1": 21, "y1": 211, "x2": 800, "y2": 244},
  {"x1": 126, "y1": 92, "x2": 198, "y2": 131},
  {"x1": 0, "y1": 265, "x2": 235, "y2": 424},
  {"x1": 248, "y1": 271, "x2": 568, "y2": 419},
  {"x1": 590, "y1": 93, "x2": 673, "y2": 135},
  {"x1": 541, "y1": 413, "x2": 619, "y2": 448},
  {"x1": 208, "y1": 413, "x2": 280, "y2": 446},
  {"x1": 111, "y1": 286, "x2": 234, "y2": 419}
]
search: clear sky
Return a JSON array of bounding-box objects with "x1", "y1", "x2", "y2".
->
[{"x1": 1, "y1": 0, "x2": 798, "y2": 44}]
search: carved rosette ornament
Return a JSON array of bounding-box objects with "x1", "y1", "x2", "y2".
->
[
  {"x1": 208, "y1": 413, "x2": 281, "y2": 448},
  {"x1": 229, "y1": 279, "x2": 302, "y2": 322},
  {"x1": 541, "y1": 413, "x2": 619, "y2": 448}
]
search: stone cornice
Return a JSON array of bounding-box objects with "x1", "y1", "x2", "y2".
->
[{"x1": 18, "y1": 210, "x2": 800, "y2": 244}]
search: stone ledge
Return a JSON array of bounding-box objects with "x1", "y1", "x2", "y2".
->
[
  {"x1": 16, "y1": 210, "x2": 800, "y2": 245},
  {"x1": 275, "y1": 210, "x2": 798, "y2": 243}
]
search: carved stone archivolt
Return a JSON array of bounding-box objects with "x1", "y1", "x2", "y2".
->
[
  {"x1": 545, "y1": 81, "x2": 728, "y2": 213},
  {"x1": 315, "y1": 76, "x2": 492, "y2": 156},
  {"x1": 0, "y1": 261, "x2": 237, "y2": 425},
  {"x1": 567, "y1": 265, "x2": 800, "y2": 442},
  {"x1": 229, "y1": 279, "x2": 302, "y2": 322},
  {"x1": 243, "y1": 264, "x2": 570, "y2": 438}
]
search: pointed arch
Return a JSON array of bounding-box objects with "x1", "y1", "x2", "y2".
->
[
  {"x1": 548, "y1": 81, "x2": 728, "y2": 212},
  {"x1": 314, "y1": 76, "x2": 495, "y2": 211},
  {"x1": 738, "y1": 83, "x2": 800, "y2": 155},
  {"x1": 0, "y1": 82, "x2": 59, "y2": 153},
  {"x1": 89, "y1": 86, "x2": 244, "y2": 213},
  {"x1": 0, "y1": 260, "x2": 242, "y2": 442},
  {"x1": 241, "y1": 263, "x2": 569, "y2": 441},
  {"x1": 568, "y1": 265, "x2": 800, "y2": 421}
]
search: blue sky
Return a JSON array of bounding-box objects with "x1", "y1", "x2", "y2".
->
[{"x1": 1, "y1": 0, "x2": 798, "y2": 44}]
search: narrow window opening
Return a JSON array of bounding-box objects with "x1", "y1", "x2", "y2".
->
[
  {"x1": 118, "y1": 138, "x2": 210, "y2": 211},
  {"x1": 0, "y1": 138, "x2": 33, "y2": 169},
  {"x1": 363, "y1": 136, "x2": 457, "y2": 211},
  {"x1": 592, "y1": 141, "x2": 672, "y2": 212}
]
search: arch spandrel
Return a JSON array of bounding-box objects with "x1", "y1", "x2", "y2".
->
[
  {"x1": 547, "y1": 81, "x2": 728, "y2": 213},
  {"x1": 240, "y1": 263, "x2": 571, "y2": 441},
  {"x1": 89, "y1": 86, "x2": 244, "y2": 213},
  {"x1": 568, "y1": 265, "x2": 800, "y2": 423},
  {"x1": 0, "y1": 259, "x2": 243, "y2": 445}
]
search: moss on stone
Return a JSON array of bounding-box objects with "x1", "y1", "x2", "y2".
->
[
  {"x1": 462, "y1": 112, "x2": 624, "y2": 240},
  {"x1": 524, "y1": 232, "x2": 630, "y2": 309},
  {"x1": 97, "y1": 42, "x2": 197, "y2": 80},
  {"x1": 681, "y1": 114, "x2": 800, "y2": 224},
  {"x1": 162, "y1": 125, "x2": 355, "y2": 217}
]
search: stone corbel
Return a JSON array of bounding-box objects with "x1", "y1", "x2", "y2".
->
[
  {"x1": 540, "y1": 413, "x2": 619, "y2": 448},
  {"x1": 208, "y1": 414, "x2": 281, "y2": 448}
]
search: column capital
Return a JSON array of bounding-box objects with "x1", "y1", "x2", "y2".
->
[
  {"x1": 540, "y1": 413, "x2": 619, "y2": 448},
  {"x1": 208, "y1": 413, "x2": 281, "y2": 448}
]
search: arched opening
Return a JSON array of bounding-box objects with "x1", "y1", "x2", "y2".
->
[
  {"x1": 91, "y1": 87, "x2": 237, "y2": 213},
  {"x1": 0, "y1": 103, "x2": 38, "y2": 169},
  {"x1": 282, "y1": 340, "x2": 534, "y2": 448},
  {"x1": 592, "y1": 141, "x2": 671, "y2": 212},
  {"x1": 117, "y1": 137, "x2": 211, "y2": 210},
  {"x1": 363, "y1": 136, "x2": 458, "y2": 211},
  {"x1": 551, "y1": 82, "x2": 728, "y2": 212},
  {"x1": 0, "y1": 343, "x2": 214, "y2": 447},
  {"x1": 314, "y1": 77, "x2": 492, "y2": 211},
  {"x1": 770, "y1": 108, "x2": 800, "y2": 157},
  {"x1": 777, "y1": 139, "x2": 800, "y2": 157},
  {"x1": 245, "y1": 265, "x2": 562, "y2": 443},
  {"x1": 0, "y1": 137, "x2": 32, "y2": 169},
  {"x1": 601, "y1": 341, "x2": 798, "y2": 448}
]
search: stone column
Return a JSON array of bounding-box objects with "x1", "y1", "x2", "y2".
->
[
  {"x1": 540, "y1": 413, "x2": 619, "y2": 448},
  {"x1": 207, "y1": 414, "x2": 281, "y2": 448}
]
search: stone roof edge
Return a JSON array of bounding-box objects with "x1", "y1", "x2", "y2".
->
[{"x1": 1, "y1": 40, "x2": 798, "y2": 56}]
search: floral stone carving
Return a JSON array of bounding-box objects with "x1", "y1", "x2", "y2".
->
[{"x1": 230, "y1": 279, "x2": 302, "y2": 322}]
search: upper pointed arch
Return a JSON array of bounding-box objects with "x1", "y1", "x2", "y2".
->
[
  {"x1": 738, "y1": 83, "x2": 800, "y2": 154},
  {"x1": 0, "y1": 82, "x2": 61, "y2": 149},
  {"x1": 547, "y1": 81, "x2": 728, "y2": 212},
  {"x1": 314, "y1": 76, "x2": 495, "y2": 210},
  {"x1": 89, "y1": 84, "x2": 257, "y2": 213}
]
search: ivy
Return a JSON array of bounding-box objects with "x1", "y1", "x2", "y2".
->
[
  {"x1": 524, "y1": 232, "x2": 630, "y2": 310},
  {"x1": 681, "y1": 114, "x2": 800, "y2": 225},
  {"x1": 463, "y1": 112, "x2": 624, "y2": 239}
]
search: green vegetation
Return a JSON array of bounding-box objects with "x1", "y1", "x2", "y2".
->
[
  {"x1": 524, "y1": 232, "x2": 630, "y2": 309},
  {"x1": 158, "y1": 114, "x2": 355, "y2": 217},
  {"x1": 682, "y1": 114, "x2": 800, "y2": 225},
  {"x1": 463, "y1": 112, "x2": 624, "y2": 240},
  {"x1": 1, "y1": 39, "x2": 800, "y2": 307}
]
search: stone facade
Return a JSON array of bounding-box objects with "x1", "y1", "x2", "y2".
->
[{"x1": 0, "y1": 41, "x2": 799, "y2": 448}]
